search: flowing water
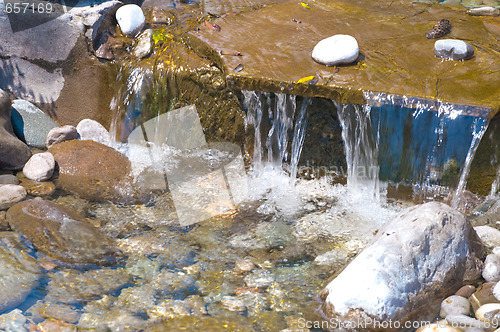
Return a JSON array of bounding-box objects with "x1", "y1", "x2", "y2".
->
[{"x1": 3, "y1": 1, "x2": 497, "y2": 329}]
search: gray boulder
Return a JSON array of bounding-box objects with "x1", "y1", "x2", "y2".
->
[
  {"x1": 0, "y1": 90, "x2": 31, "y2": 170},
  {"x1": 11, "y1": 99, "x2": 58, "y2": 149},
  {"x1": 319, "y1": 202, "x2": 484, "y2": 331}
]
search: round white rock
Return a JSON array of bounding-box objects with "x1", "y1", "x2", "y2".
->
[
  {"x1": 312, "y1": 34, "x2": 359, "y2": 66},
  {"x1": 116, "y1": 4, "x2": 146, "y2": 38}
]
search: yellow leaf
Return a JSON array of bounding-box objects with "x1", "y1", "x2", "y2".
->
[
  {"x1": 297, "y1": 75, "x2": 315, "y2": 83},
  {"x1": 300, "y1": 1, "x2": 310, "y2": 9}
]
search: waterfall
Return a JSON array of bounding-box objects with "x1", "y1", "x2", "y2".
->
[
  {"x1": 242, "y1": 91, "x2": 310, "y2": 178},
  {"x1": 336, "y1": 102, "x2": 381, "y2": 200},
  {"x1": 451, "y1": 118, "x2": 489, "y2": 208}
]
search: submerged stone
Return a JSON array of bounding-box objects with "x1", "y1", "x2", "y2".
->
[
  {"x1": 435, "y1": 39, "x2": 474, "y2": 61},
  {"x1": 0, "y1": 232, "x2": 41, "y2": 315},
  {"x1": 7, "y1": 199, "x2": 118, "y2": 265},
  {"x1": 312, "y1": 35, "x2": 359, "y2": 66},
  {"x1": 319, "y1": 202, "x2": 484, "y2": 330}
]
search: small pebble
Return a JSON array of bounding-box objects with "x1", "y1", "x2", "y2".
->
[
  {"x1": 46, "y1": 125, "x2": 78, "y2": 148},
  {"x1": 483, "y1": 254, "x2": 500, "y2": 282},
  {"x1": 0, "y1": 174, "x2": 19, "y2": 186},
  {"x1": 475, "y1": 303, "x2": 500, "y2": 322},
  {"x1": 23, "y1": 152, "x2": 55, "y2": 182},
  {"x1": 235, "y1": 258, "x2": 255, "y2": 273},
  {"x1": 456, "y1": 285, "x2": 476, "y2": 298},
  {"x1": 440, "y1": 295, "x2": 471, "y2": 318},
  {"x1": 0, "y1": 184, "x2": 26, "y2": 210}
]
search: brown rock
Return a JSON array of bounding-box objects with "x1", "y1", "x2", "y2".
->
[
  {"x1": 470, "y1": 282, "x2": 499, "y2": 312},
  {"x1": 49, "y1": 140, "x2": 140, "y2": 203},
  {"x1": 455, "y1": 285, "x2": 476, "y2": 298},
  {"x1": 6, "y1": 199, "x2": 118, "y2": 265}
]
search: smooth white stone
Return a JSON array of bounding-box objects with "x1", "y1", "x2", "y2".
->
[
  {"x1": 440, "y1": 295, "x2": 471, "y2": 318},
  {"x1": 0, "y1": 185, "x2": 26, "y2": 210},
  {"x1": 312, "y1": 34, "x2": 359, "y2": 66},
  {"x1": 434, "y1": 39, "x2": 474, "y2": 61},
  {"x1": 115, "y1": 4, "x2": 146, "y2": 37},
  {"x1": 475, "y1": 303, "x2": 500, "y2": 322},
  {"x1": 483, "y1": 254, "x2": 500, "y2": 282},
  {"x1": 22, "y1": 152, "x2": 55, "y2": 182},
  {"x1": 493, "y1": 281, "x2": 500, "y2": 302}
]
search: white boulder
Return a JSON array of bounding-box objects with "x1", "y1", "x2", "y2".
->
[
  {"x1": 116, "y1": 4, "x2": 146, "y2": 38},
  {"x1": 312, "y1": 34, "x2": 359, "y2": 66},
  {"x1": 320, "y1": 202, "x2": 484, "y2": 330}
]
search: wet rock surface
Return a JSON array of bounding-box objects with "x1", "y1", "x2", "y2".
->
[
  {"x1": 6, "y1": 199, "x2": 118, "y2": 265},
  {"x1": 193, "y1": 0, "x2": 500, "y2": 114},
  {"x1": 0, "y1": 232, "x2": 41, "y2": 315},
  {"x1": 49, "y1": 140, "x2": 137, "y2": 203}
]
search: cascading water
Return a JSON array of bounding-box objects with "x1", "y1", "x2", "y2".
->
[
  {"x1": 365, "y1": 92, "x2": 490, "y2": 206},
  {"x1": 242, "y1": 90, "x2": 309, "y2": 179},
  {"x1": 336, "y1": 102, "x2": 382, "y2": 201}
]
